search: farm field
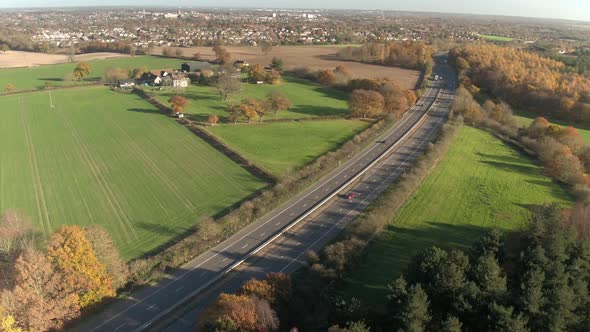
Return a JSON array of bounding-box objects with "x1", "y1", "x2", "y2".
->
[
  {"x1": 156, "y1": 45, "x2": 420, "y2": 89},
  {"x1": 0, "y1": 55, "x2": 183, "y2": 92},
  {"x1": 209, "y1": 120, "x2": 371, "y2": 175},
  {"x1": 513, "y1": 110, "x2": 590, "y2": 142},
  {"x1": 0, "y1": 50, "x2": 130, "y2": 69},
  {"x1": 341, "y1": 126, "x2": 573, "y2": 303},
  {"x1": 477, "y1": 34, "x2": 514, "y2": 42},
  {"x1": 152, "y1": 76, "x2": 349, "y2": 122},
  {"x1": 0, "y1": 86, "x2": 267, "y2": 259}
]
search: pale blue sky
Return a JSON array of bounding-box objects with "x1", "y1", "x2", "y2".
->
[{"x1": 1, "y1": 0, "x2": 589, "y2": 22}]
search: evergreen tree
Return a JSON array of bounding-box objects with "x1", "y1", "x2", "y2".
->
[
  {"x1": 400, "y1": 284, "x2": 431, "y2": 332},
  {"x1": 440, "y1": 316, "x2": 462, "y2": 332}
]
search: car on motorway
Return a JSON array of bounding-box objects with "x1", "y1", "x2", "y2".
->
[{"x1": 346, "y1": 192, "x2": 357, "y2": 200}]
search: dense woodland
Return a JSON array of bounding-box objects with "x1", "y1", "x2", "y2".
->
[
  {"x1": 336, "y1": 42, "x2": 434, "y2": 70},
  {"x1": 449, "y1": 45, "x2": 590, "y2": 124}
]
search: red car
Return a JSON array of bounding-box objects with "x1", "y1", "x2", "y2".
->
[{"x1": 346, "y1": 193, "x2": 357, "y2": 200}]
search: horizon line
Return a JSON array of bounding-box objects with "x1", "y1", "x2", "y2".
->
[{"x1": 0, "y1": 5, "x2": 588, "y2": 24}]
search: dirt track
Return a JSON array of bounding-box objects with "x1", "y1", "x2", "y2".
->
[
  {"x1": 0, "y1": 51, "x2": 130, "y2": 68},
  {"x1": 159, "y1": 46, "x2": 420, "y2": 90}
]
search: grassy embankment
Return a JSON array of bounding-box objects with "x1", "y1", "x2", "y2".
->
[{"x1": 341, "y1": 126, "x2": 573, "y2": 303}]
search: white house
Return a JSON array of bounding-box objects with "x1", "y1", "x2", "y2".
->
[{"x1": 172, "y1": 77, "x2": 190, "y2": 88}]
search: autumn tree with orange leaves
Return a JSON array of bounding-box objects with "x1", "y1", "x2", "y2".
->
[
  {"x1": 168, "y1": 95, "x2": 188, "y2": 115},
  {"x1": 200, "y1": 272, "x2": 290, "y2": 331},
  {"x1": 208, "y1": 114, "x2": 219, "y2": 125},
  {"x1": 12, "y1": 249, "x2": 80, "y2": 331},
  {"x1": 212, "y1": 45, "x2": 231, "y2": 64},
  {"x1": 47, "y1": 225, "x2": 114, "y2": 308},
  {"x1": 349, "y1": 89, "x2": 384, "y2": 118}
]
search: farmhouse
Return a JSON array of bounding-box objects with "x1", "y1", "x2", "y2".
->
[
  {"x1": 181, "y1": 61, "x2": 212, "y2": 73},
  {"x1": 138, "y1": 72, "x2": 162, "y2": 86},
  {"x1": 173, "y1": 73, "x2": 190, "y2": 88}
]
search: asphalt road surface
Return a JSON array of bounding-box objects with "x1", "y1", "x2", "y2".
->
[{"x1": 71, "y1": 56, "x2": 456, "y2": 332}]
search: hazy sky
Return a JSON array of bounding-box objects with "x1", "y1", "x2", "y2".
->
[{"x1": 1, "y1": 0, "x2": 589, "y2": 22}]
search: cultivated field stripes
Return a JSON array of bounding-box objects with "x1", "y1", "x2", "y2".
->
[
  {"x1": 18, "y1": 97, "x2": 52, "y2": 235},
  {"x1": 54, "y1": 101, "x2": 138, "y2": 242},
  {"x1": 143, "y1": 115, "x2": 250, "y2": 193},
  {"x1": 100, "y1": 109, "x2": 196, "y2": 211}
]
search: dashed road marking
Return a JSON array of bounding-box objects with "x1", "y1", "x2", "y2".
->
[{"x1": 175, "y1": 286, "x2": 184, "y2": 293}]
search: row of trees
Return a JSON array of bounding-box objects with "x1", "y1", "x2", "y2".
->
[
  {"x1": 227, "y1": 91, "x2": 292, "y2": 124},
  {"x1": 79, "y1": 41, "x2": 137, "y2": 55},
  {"x1": 104, "y1": 66, "x2": 150, "y2": 82},
  {"x1": 336, "y1": 41, "x2": 434, "y2": 70},
  {"x1": 288, "y1": 65, "x2": 417, "y2": 119},
  {"x1": 0, "y1": 211, "x2": 127, "y2": 331},
  {"x1": 449, "y1": 44, "x2": 590, "y2": 124}
]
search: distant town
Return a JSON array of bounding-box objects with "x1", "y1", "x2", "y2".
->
[{"x1": 2, "y1": 8, "x2": 590, "y2": 55}]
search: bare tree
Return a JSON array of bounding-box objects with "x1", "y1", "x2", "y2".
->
[{"x1": 215, "y1": 72, "x2": 241, "y2": 101}]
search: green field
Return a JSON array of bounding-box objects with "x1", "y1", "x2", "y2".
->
[
  {"x1": 152, "y1": 76, "x2": 349, "y2": 122},
  {"x1": 341, "y1": 126, "x2": 573, "y2": 303},
  {"x1": 209, "y1": 120, "x2": 370, "y2": 175},
  {"x1": 0, "y1": 87, "x2": 266, "y2": 258},
  {"x1": 0, "y1": 56, "x2": 183, "y2": 92},
  {"x1": 513, "y1": 110, "x2": 590, "y2": 142},
  {"x1": 477, "y1": 34, "x2": 514, "y2": 42}
]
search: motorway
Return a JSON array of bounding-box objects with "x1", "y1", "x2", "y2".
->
[{"x1": 71, "y1": 57, "x2": 456, "y2": 332}]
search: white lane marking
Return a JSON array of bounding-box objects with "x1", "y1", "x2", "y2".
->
[
  {"x1": 89, "y1": 88, "x2": 433, "y2": 332},
  {"x1": 114, "y1": 323, "x2": 126, "y2": 331},
  {"x1": 199, "y1": 271, "x2": 208, "y2": 277},
  {"x1": 260, "y1": 232, "x2": 266, "y2": 237},
  {"x1": 241, "y1": 243, "x2": 249, "y2": 249},
  {"x1": 175, "y1": 286, "x2": 184, "y2": 293},
  {"x1": 146, "y1": 304, "x2": 156, "y2": 311},
  {"x1": 221, "y1": 257, "x2": 228, "y2": 262},
  {"x1": 280, "y1": 95, "x2": 450, "y2": 273},
  {"x1": 275, "y1": 222, "x2": 281, "y2": 226}
]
